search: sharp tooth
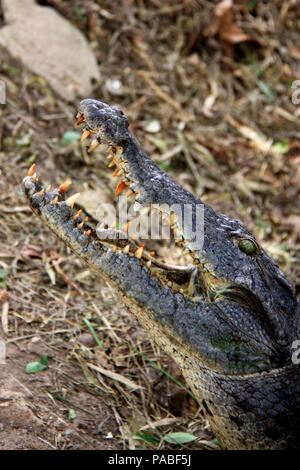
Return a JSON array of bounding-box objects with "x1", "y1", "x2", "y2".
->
[
  {"x1": 88, "y1": 138, "x2": 100, "y2": 152},
  {"x1": 84, "y1": 216, "x2": 89, "y2": 222},
  {"x1": 28, "y1": 163, "x2": 36, "y2": 177},
  {"x1": 85, "y1": 229, "x2": 91, "y2": 236},
  {"x1": 135, "y1": 245, "x2": 144, "y2": 259},
  {"x1": 149, "y1": 251, "x2": 155, "y2": 257},
  {"x1": 77, "y1": 114, "x2": 85, "y2": 125},
  {"x1": 106, "y1": 154, "x2": 114, "y2": 160},
  {"x1": 65, "y1": 192, "x2": 80, "y2": 208},
  {"x1": 53, "y1": 196, "x2": 58, "y2": 204},
  {"x1": 46, "y1": 185, "x2": 51, "y2": 191},
  {"x1": 81, "y1": 130, "x2": 90, "y2": 142},
  {"x1": 59, "y1": 180, "x2": 72, "y2": 192},
  {"x1": 78, "y1": 222, "x2": 84, "y2": 229},
  {"x1": 112, "y1": 168, "x2": 120, "y2": 177},
  {"x1": 116, "y1": 169, "x2": 125, "y2": 176},
  {"x1": 122, "y1": 221, "x2": 131, "y2": 232},
  {"x1": 111, "y1": 246, "x2": 117, "y2": 253},
  {"x1": 108, "y1": 160, "x2": 116, "y2": 168},
  {"x1": 39, "y1": 188, "x2": 45, "y2": 197},
  {"x1": 115, "y1": 180, "x2": 128, "y2": 196},
  {"x1": 116, "y1": 146, "x2": 123, "y2": 157},
  {"x1": 73, "y1": 209, "x2": 82, "y2": 220},
  {"x1": 146, "y1": 259, "x2": 151, "y2": 268},
  {"x1": 126, "y1": 189, "x2": 134, "y2": 198},
  {"x1": 123, "y1": 244, "x2": 130, "y2": 254},
  {"x1": 32, "y1": 173, "x2": 37, "y2": 181}
]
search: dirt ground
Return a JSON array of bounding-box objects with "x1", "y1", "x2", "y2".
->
[{"x1": 0, "y1": 0, "x2": 299, "y2": 450}]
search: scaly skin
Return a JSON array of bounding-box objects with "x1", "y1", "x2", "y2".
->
[{"x1": 22, "y1": 99, "x2": 300, "y2": 449}]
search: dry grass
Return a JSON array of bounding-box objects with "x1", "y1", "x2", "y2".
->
[{"x1": 0, "y1": 0, "x2": 299, "y2": 450}]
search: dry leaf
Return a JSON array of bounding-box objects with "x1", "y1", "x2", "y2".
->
[
  {"x1": 20, "y1": 244, "x2": 43, "y2": 260},
  {"x1": 87, "y1": 362, "x2": 144, "y2": 391},
  {"x1": 206, "y1": 0, "x2": 252, "y2": 44}
]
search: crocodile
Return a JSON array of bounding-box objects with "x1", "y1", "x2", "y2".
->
[{"x1": 22, "y1": 99, "x2": 300, "y2": 450}]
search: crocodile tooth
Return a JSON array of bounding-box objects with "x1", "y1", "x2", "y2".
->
[
  {"x1": 59, "y1": 181, "x2": 72, "y2": 192},
  {"x1": 73, "y1": 209, "x2": 82, "y2": 220},
  {"x1": 149, "y1": 251, "x2": 155, "y2": 257},
  {"x1": 108, "y1": 160, "x2": 116, "y2": 168},
  {"x1": 46, "y1": 185, "x2": 51, "y2": 192},
  {"x1": 112, "y1": 168, "x2": 120, "y2": 177},
  {"x1": 85, "y1": 229, "x2": 91, "y2": 236},
  {"x1": 78, "y1": 222, "x2": 84, "y2": 229},
  {"x1": 146, "y1": 259, "x2": 151, "y2": 268},
  {"x1": 115, "y1": 146, "x2": 123, "y2": 157},
  {"x1": 84, "y1": 216, "x2": 89, "y2": 222},
  {"x1": 115, "y1": 180, "x2": 128, "y2": 196},
  {"x1": 88, "y1": 138, "x2": 100, "y2": 153},
  {"x1": 123, "y1": 244, "x2": 130, "y2": 254},
  {"x1": 81, "y1": 130, "x2": 90, "y2": 142},
  {"x1": 106, "y1": 154, "x2": 114, "y2": 160},
  {"x1": 32, "y1": 173, "x2": 37, "y2": 181},
  {"x1": 28, "y1": 163, "x2": 36, "y2": 177},
  {"x1": 122, "y1": 221, "x2": 131, "y2": 232},
  {"x1": 77, "y1": 114, "x2": 85, "y2": 125},
  {"x1": 39, "y1": 188, "x2": 45, "y2": 197},
  {"x1": 65, "y1": 192, "x2": 80, "y2": 208},
  {"x1": 135, "y1": 245, "x2": 144, "y2": 259},
  {"x1": 126, "y1": 189, "x2": 134, "y2": 198},
  {"x1": 52, "y1": 196, "x2": 58, "y2": 204},
  {"x1": 116, "y1": 169, "x2": 125, "y2": 176}
]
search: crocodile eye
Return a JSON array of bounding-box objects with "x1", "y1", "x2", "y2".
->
[{"x1": 238, "y1": 239, "x2": 257, "y2": 255}]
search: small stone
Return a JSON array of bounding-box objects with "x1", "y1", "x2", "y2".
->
[
  {"x1": 77, "y1": 333, "x2": 96, "y2": 348},
  {"x1": 144, "y1": 120, "x2": 161, "y2": 133}
]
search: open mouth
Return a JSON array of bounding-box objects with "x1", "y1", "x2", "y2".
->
[{"x1": 22, "y1": 159, "x2": 199, "y2": 298}]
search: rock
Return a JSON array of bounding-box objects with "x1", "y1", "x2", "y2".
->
[{"x1": 0, "y1": 0, "x2": 100, "y2": 101}]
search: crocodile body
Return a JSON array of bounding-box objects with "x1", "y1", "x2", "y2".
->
[{"x1": 22, "y1": 99, "x2": 300, "y2": 449}]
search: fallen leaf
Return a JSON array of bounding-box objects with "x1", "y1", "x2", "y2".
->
[
  {"x1": 206, "y1": 0, "x2": 252, "y2": 44},
  {"x1": 20, "y1": 244, "x2": 43, "y2": 260}
]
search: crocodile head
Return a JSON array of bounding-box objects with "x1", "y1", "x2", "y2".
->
[{"x1": 22, "y1": 99, "x2": 300, "y2": 449}]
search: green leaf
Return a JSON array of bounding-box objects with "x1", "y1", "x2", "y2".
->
[
  {"x1": 68, "y1": 409, "x2": 76, "y2": 422},
  {"x1": 162, "y1": 432, "x2": 197, "y2": 445},
  {"x1": 257, "y1": 80, "x2": 277, "y2": 102},
  {"x1": 135, "y1": 432, "x2": 160, "y2": 444},
  {"x1": 83, "y1": 317, "x2": 104, "y2": 349},
  {"x1": 39, "y1": 355, "x2": 49, "y2": 366},
  {"x1": 0, "y1": 268, "x2": 9, "y2": 282},
  {"x1": 272, "y1": 138, "x2": 290, "y2": 154},
  {"x1": 26, "y1": 361, "x2": 48, "y2": 373},
  {"x1": 61, "y1": 131, "x2": 81, "y2": 144},
  {"x1": 26, "y1": 355, "x2": 48, "y2": 373}
]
